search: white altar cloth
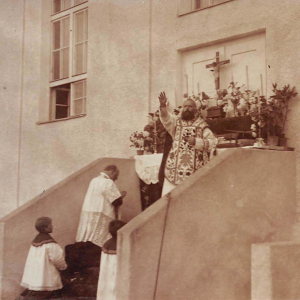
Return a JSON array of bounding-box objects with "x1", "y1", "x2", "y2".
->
[{"x1": 134, "y1": 154, "x2": 163, "y2": 185}]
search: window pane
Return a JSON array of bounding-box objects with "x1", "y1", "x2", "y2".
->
[
  {"x1": 53, "y1": 51, "x2": 60, "y2": 80},
  {"x1": 83, "y1": 80, "x2": 86, "y2": 96},
  {"x1": 74, "y1": 82, "x2": 84, "y2": 99},
  {"x1": 62, "y1": 0, "x2": 72, "y2": 10},
  {"x1": 213, "y1": 0, "x2": 228, "y2": 4},
  {"x1": 85, "y1": 10, "x2": 88, "y2": 39},
  {"x1": 56, "y1": 89, "x2": 69, "y2": 105},
  {"x1": 75, "y1": 11, "x2": 84, "y2": 43},
  {"x1": 53, "y1": 0, "x2": 61, "y2": 13},
  {"x1": 199, "y1": 0, "x2": 210, "y2": 8},
  {"x1": 62, "y1": 48, "x2": 69, "y2": 78},
  {"x1": 56, "y1": 106, "x2": 69, "y2": 119},
  {"x1": 74, "y1": 0, "x2": 87, "y2": 5},
  {"x1": 74, "y1": 99, "x2": 84, "y2": 115},
  {"x1": 62, "y1": 17, "x2": 70, "y2": 47},
  {"x1": 53, "y1": 21, "x2": 60, "y2": 50},
  {"x1": 74, "y1": 43, "x2": 84, "y2": 74}
]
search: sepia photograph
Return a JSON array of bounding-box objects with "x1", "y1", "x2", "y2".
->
[{"x1": 1, "y1": 0, "x2": 300, "y2": 299}]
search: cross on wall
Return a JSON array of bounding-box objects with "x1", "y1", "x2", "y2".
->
[{"x1": 206, "y1": 52, "x2": 230, "y2": 90}]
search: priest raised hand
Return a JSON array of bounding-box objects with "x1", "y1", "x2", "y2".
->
[{"x1": 158, "y1": 92, "x2": 218, "y2": 196}]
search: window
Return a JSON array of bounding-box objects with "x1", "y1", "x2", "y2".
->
[
  {"x1": 179, "y1": 0, "x2": 232, "y2": 15},
  {"x1": 51, "y1": 80, "x2": 86, "y2": 119},
  {"x1": 50, "y1": 0, "x2": 88, "y2": 121}
]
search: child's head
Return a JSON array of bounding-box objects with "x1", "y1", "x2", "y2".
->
[
  {"x1": 35, "y1": 217, "x2": 53, "y2": 234},
  {"x1": 109, "y1": 220, "x2": 126, "y2": 237}
]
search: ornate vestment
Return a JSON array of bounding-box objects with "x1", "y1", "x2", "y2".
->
[{"x1": 161, "y1": 112, "x2": 217, "y2": 186}]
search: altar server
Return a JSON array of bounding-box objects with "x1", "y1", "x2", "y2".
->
[{"x1": 20, "y1": 217, "x2": 67, "y2": 299}]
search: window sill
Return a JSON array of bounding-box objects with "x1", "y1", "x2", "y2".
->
[
  {"x1": 36, "y1": 114, "x2": 86, "y2": 125},
  {"x1": 178, "y1": 0, "x2": 234, "y2": 17}
]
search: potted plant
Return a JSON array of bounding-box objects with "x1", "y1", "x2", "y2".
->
[
  {"x1": 267, "y1": 84, "x2": 297, "y2": 146},
  {"x1": 249, "y1": 84, "x2": 297, "y2": 147},
  {"x1": 129, "y1": 131, "x2": 148, "y2": 155}
]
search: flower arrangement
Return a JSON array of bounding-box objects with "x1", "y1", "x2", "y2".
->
[
  {"x1": 129, "y1": 131, "x2": 150, "y2": 150},
  {"x1": 221, "y1": 82, "x2": 252, "y2": 117},
  {"x1": 249, "y1": 84, "x2": 297, "y2": 143}
]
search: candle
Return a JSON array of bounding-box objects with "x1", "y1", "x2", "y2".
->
[
  {"x1": 260, "y1": 74, "x2": 263, "y2": 96},
  {"x1": 185, "y1": 74, "x2": 188, "y2": 94},
  {"x1": 246, "y1": 66, "x2": 249, "y2": 90}
]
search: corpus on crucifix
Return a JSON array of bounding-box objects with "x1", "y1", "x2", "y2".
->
[{"x1": 206, "y1": 52, "x2": 230, "y2": 90}]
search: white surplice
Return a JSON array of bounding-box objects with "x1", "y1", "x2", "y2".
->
[
  {"x1": 21, "y1": 243, "x2": 67, "y2": 291},
  {"x1": 97, "y1": 252, "x2": 117, "y2": 300},
  {"x1": 76, "y1": 172, "x2": 121, "y2": 247}
]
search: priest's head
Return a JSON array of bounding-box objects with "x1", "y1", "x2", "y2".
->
[
  {"x1": 104, "y1": 165, "x2": 120, "y2": 181},
  {"x1": 181, "y1": 99, "x2": 197, "y2": 121}
]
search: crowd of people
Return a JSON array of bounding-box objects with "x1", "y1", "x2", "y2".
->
[{"x1": 19, "y1": 92, "x2": 217, "y2": 299}]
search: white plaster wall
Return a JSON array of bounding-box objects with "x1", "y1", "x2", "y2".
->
[
  {"x1": 0, "y1": 0, "x2": 151, "y2": 217},
  {"x1": 1, "y1": 0, "x2": 300, "y2": 223},
  {"x1": 0, "y1": 0, "x2": 24, "y2": 216}
]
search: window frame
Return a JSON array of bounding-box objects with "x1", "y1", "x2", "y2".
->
[
  {"x1": 51, "y1": 0, "x2": 88, "y2": 16},
  {"x1": 49, "y1": 1, "x2": 88, "y2": 121},
  {"x1": 178, "y1": 0, "x2": 234, "y2": 16}
]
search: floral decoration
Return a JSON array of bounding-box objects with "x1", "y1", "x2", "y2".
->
[
  {"x1": 249, "y1": 84, "x2": 297, "y2": 139},
  {"x1": 129, "y1": 131, "x2": 149, "y2": 149}
]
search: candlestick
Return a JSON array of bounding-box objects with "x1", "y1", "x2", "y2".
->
[
  {"x1": 257, "y1": 89, "x2": 260, "y2": 113},
  {"x1": 154, "y1": 117, "x2": 157, "y2": 154},
  {"x1": 246, "y1": 66, "x2": 249, "y2": 90},
  {"x1": 260, "y1": 74, "x2": 263, "y2": 96},
  {"x1": 257, "y1": 89, "x2": 261, "y2": 138}
]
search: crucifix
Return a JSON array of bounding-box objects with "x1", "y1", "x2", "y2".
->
[{"x1": 206, "y1": 52, "x2": 230, "y2": 90}]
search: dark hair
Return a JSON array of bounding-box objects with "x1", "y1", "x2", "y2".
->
[
  {"x1": 35, "y1": 217, "x2": 52, "y2": 233},
  {"x1": 109, "y1": 220, "x2": 126, "y2": 237},
  {"x1": 104, "y1": 165, "x2": 118, "y2": 172}
]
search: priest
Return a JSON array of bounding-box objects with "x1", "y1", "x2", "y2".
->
[
  {"x1": 76, "y1": 165, "x2": 127, "y2": 248},
  {"x1": 159, "y1": 92, "x2": 218, "y2": 195}
]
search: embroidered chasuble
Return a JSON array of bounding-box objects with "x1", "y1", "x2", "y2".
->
[
  {"x1": 160, "y1": 111, "x2": 217, "y2": 186},
  {"x1": 76, "y1": 172, "x2": 121, "y2": 247}
]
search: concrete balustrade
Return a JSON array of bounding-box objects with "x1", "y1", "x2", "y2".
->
[{"x1": 116, "y1": 149, "x2": 296, "y2": 300}]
